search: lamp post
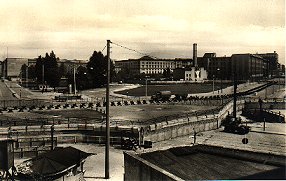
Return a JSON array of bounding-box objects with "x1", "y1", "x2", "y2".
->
[
  {"x1": 73, "y1": 66, "x2": 77, "y2": 95},
  {"x1": 145, "y1": 76, "x2": 150, "y2": 98},
  {"x1": 145, "y1": 78, "x2": 148, "y2": 97},
  {"x1": 42, "y1": 63, "x2": 45, "y2": 93},
  {"x1": 217, "y1": 68, "x2": 222, "y2": 94},
  {"x1": 212, "y1": 75, "x2": 215, "y2": 94}
]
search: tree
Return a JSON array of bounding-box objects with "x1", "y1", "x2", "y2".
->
[
  {"x1": 35, "y1": 55, "x2": 44, "y2": 84},
  {"x1": 44, "y1": 51, "x2": 60, "y2": 88},
  {"x1": 76, "y1": 66, "x2": 88, "y2": 90},
  {"x1": 163, "y1": 68, "x2": 171, "y2": 79},
  {"x1": 86, "y1": 51, "x2": 115, "y2": 88},
  {"x1": 34, "y1": 51, "x2": 61, "y2": 89},
  {"x1": 28, "y1": 65, "x2": 36, "y2": 80}
]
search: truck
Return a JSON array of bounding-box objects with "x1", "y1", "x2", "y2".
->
[
  {"x1": 151, "y1": 91, "x2": 172, "y2": 101},
  {"x1": 221, "y1": 115, "x2": 250, "y2": 135}
]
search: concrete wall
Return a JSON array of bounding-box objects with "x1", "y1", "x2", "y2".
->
[
  {"x1": 244, "y1": 101, "x2": 285, "y2": 110},
  {"x1": 143, "y1": 100, "x2": 244, "y2": 142}
]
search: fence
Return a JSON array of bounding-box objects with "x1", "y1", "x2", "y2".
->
[
  {"x1": 1, "y1": 124, "x2": 139, "y2": 158},
  {"x1": 0, "y1": 99, "x2": 48, "y2": 109}
]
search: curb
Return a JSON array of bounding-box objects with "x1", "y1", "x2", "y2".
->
[{"x1": 250, "y1": 130, "x2": 286, "y2": 136}]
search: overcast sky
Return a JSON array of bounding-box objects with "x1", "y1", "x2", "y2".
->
[{"x1": 0, "y1": 0, "x2": 285, "y2": 63}]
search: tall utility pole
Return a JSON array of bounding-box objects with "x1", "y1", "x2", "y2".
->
[
  {"x1": 4, "y1": 47, "x2": 8, "y2": 79},
  {"x1": 26, "y1": 64, "x2": 28, "y2": 88},
  {"x1": 73, "y1": 66, "x2": 77, "y2": 94},
  {"x1": 233, "y1": 64, "x2": 237, "y2": 119},
  {"x1": 105, "y1": 40, "x2": 111, "y2": 179}
]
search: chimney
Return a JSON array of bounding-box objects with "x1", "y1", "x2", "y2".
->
[{"x1": 193, "y1": 43, "x2": 197, "y2": 67}]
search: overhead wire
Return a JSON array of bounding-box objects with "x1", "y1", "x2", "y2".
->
[
  {"x1": 111, "y1": 41, "x2": 159, "y2": 59},
  {"x1": 101, "y1": 45, "x2": 107, "y2": 52}
]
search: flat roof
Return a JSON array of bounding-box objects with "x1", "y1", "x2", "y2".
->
[{"x1": 139, "y1": 145, "x2": 286, "y2": 180}]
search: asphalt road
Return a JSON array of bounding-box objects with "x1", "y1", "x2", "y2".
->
[{"x1": 0, "y1": 81, "x2": 18, "y2": 100}]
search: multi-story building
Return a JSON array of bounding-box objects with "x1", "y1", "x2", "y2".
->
[
  {"x1": 1, "y1": 58, "x2": 29, "y2": 80},
  {"x1": 198, "y1": 53, "x2": 232, "y2": 80},
  {"x1": 255, "y1": 51, "x2": 278, "y2": 77},
  {"x1": 0, "y1": 58, "x2": 88, "y2": 82},
  {"x1": 231, "y1": 54, "x2": 266, "y2": 81},
  {"x1": 198, "y1": 52, "x2": 271, "y2": 81},
  {"x1": 115, "y1": 56, "x2": 192, "y2": 77},
  {"x1": 58, "y1": 59, "x2": 88, "y2": 76}
]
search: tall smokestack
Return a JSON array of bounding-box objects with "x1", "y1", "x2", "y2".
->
[{"x1": 193, "y1": 43, "x2": 197, "y2": 67}]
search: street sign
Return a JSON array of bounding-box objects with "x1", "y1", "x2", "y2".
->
[{"x1": 242, "y1": 138, "x2": 248, "y2": 144}]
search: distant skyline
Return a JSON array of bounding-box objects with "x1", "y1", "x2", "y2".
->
[{"x1": 0, "y1": 0, "x2": 284, "y2": 63}]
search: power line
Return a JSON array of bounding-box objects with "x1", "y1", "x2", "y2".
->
[
  {"x1": 111, "y1": 42, "x2": 159, "y2": 59},
  {"x1": 101, "y1": 45, "x2": 107, "y2": 52}
]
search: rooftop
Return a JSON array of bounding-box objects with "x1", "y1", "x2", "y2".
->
[{"x1": 139, "y1": 145, "x2": 286, "y2": 180}]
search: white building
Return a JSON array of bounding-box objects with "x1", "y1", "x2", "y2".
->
[
  {"x1": 115, "y1": 56, "x2": 192, "y2": 76},
  {"x1": 185, "y1": 67, "x2": 208, "y2": 82}
]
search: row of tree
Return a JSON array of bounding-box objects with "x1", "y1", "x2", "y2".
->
[
  {"x1": 20, "y1": 50, "x2": 173, "y2": 91},
  {"x1": 21, "y1": 50, "x2": 116, "y2": 91}
]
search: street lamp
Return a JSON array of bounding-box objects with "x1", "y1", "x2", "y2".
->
[
  {"x1": 212, "y1": 75, "x2": 215, "y2": 94},
  {"x1": 217, "y1": 68, "x2": 222, "y2": 94},
  {"x1": 145, "y1": 76, "x2": 150, "y2": 98},
  {"x1": 145, "y1": 79, "x2": 148, "y2": 97},
  {"x1": 73, "y1": 66, "x2": 77, "y2": 95}
]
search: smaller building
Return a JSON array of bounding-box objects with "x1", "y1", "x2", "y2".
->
[
  {"x1": 185, "y1": 67, "x2": 208, "y2": 82},
  {"x1": 16, "y1": 146, "x2": 93, "y2": 180},
  {"x1": 173, "y1": 67, "x2": 208, "y2": 82}
]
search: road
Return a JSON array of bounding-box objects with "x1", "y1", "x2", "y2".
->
[{"x1": 0, "y1": 81, "x2": 18, "y2": 100}]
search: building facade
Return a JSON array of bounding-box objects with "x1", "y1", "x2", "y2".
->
[
  {"x1": 115, "y1": 56, "x2": 192, "y2": 77},
  {"x1": 256, "y1": 52, "x2": 278, "y2": 77},
  {"x1": 58, "y1": 59, "x2": 88, "y2": 76},
  {"x1": 198, "y1": 52, "x2": 271, "y2": 81},
  {"x1": 231, "y1": 54, "x2": 266, "y2": 81},
  {"x1": 1, "y1": 58, "x2": 29, "y2": 80},
  {"x1": 185, "y1": 67, "x2": 208, "y2": 82}
]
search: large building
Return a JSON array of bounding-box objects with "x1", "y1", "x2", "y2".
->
[
  {"x1": 255, "y1": 51, "x2": 278, "y2": 77},
  {"x1": 231, "y1": 54, "x2": 267, "y2": 81},
  {"x1": 198, "y1": 53, "x2": 232, "y2": 80},
  {"x1": 115, "y1": 56, "x2": 192, "y2": 77},
  {"x1": 58, "y1": 59, "x2": 88, "y2": 76},
  {"x1": 198, "y1": 52, "x2": 272, "y2": 81},
  {"x1": 1, "y1": 58, "x2": 29, "y2": 80}
]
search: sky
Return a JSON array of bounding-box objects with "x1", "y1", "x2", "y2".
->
[{"x1": 0, "y1": 0, "x2": 285, "y2": 63}]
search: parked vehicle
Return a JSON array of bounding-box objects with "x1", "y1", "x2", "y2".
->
[
  {"x1": 121, "y1": 137, "x2": 138, "y2": 150},
  {"x1": 151, "y1": 91, "x2": 172, "y2": 101},
  {"x1": 221, "y1": 115, "x2": 250, "y2": 135}
]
